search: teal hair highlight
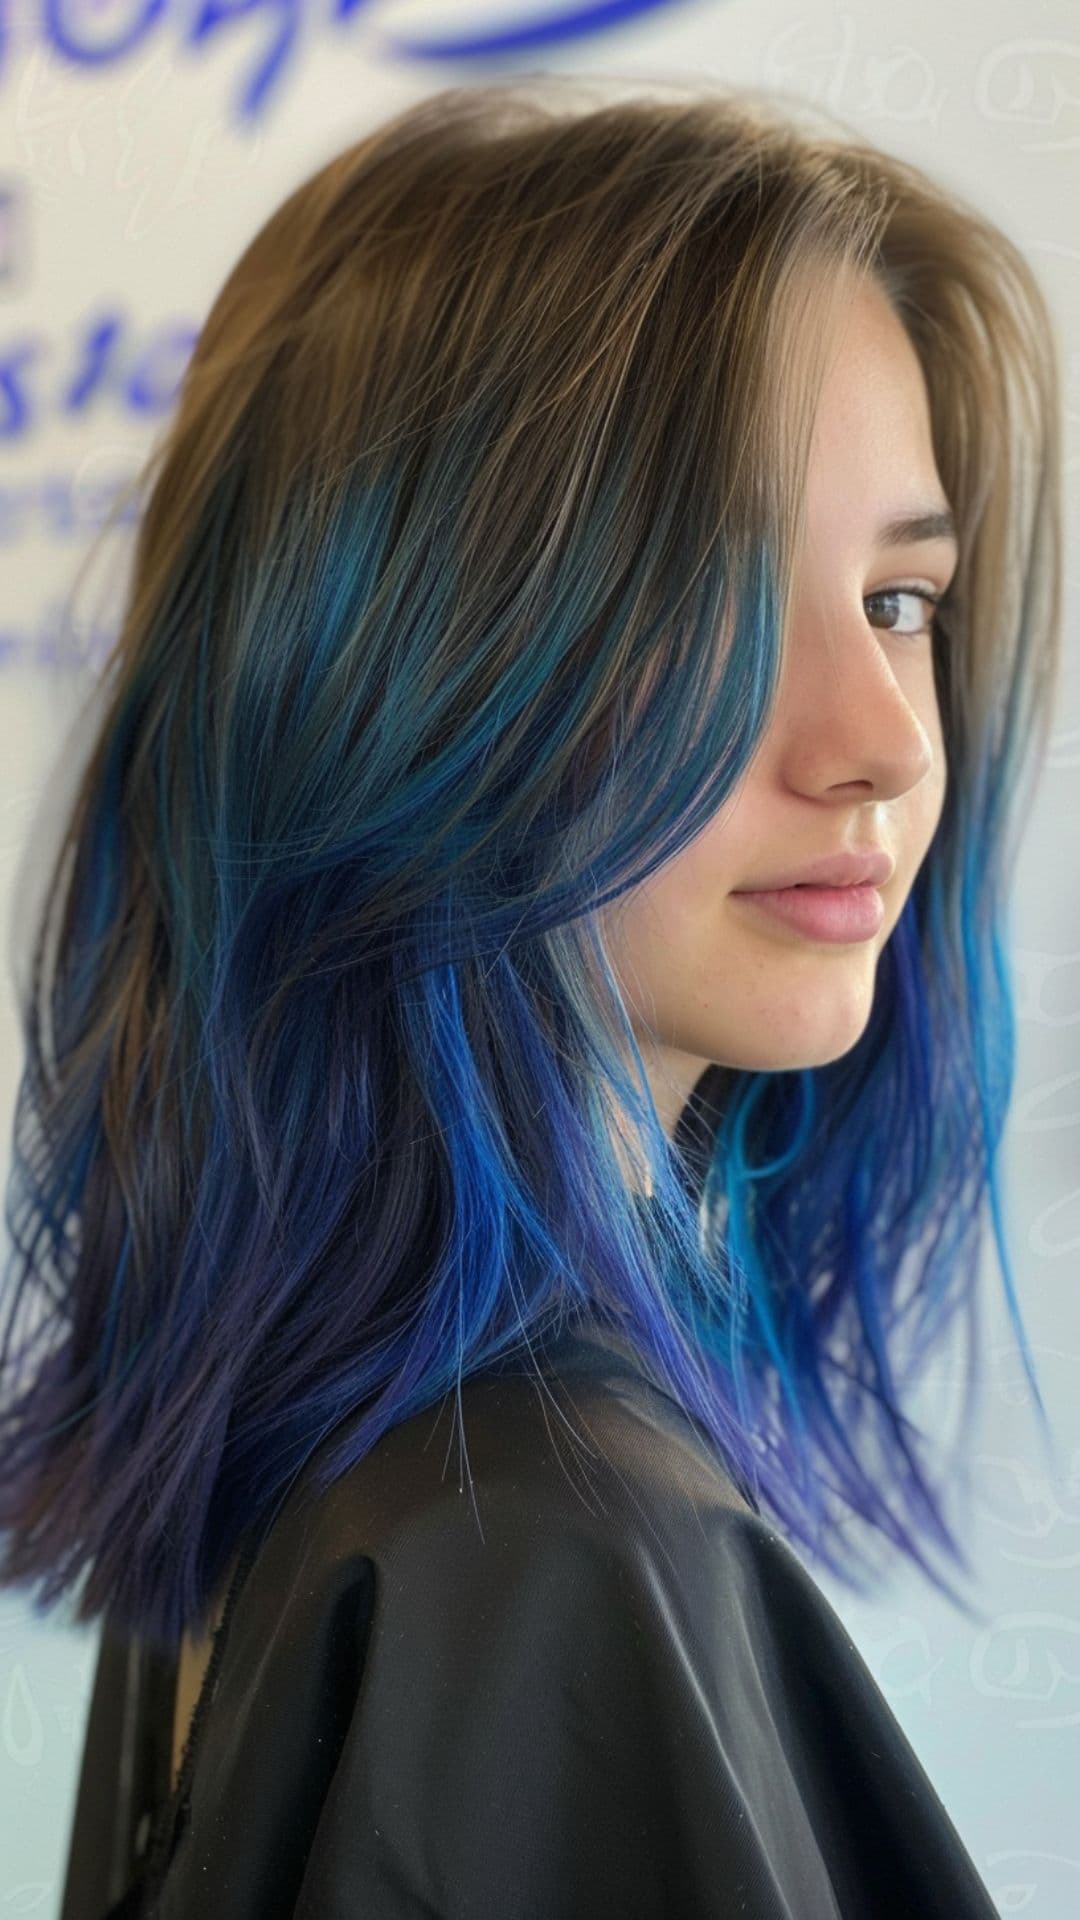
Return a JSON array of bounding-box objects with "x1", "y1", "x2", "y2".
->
[{"x1": 0, "y1": 81, "x2": 1062, "y2": 1651}]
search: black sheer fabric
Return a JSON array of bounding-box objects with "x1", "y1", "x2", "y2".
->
[{"x1": 58, "y1": 1318, "x2": 999, "y2": 1919}]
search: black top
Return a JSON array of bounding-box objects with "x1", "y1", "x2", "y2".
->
[{"x1": 58, "y1": 1322, "x2": 1000, "y2": 1919}]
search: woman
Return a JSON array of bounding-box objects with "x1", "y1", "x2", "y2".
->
[{"x1": 0, "y1": 74, "x2": 1064, "y2": 1918}]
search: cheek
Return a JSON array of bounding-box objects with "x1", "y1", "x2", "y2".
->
[
  {"x1": 919, "y1": 738, "x2": 948, "y2": 847},
  {"x1": 901, "y1": 682, "x2": 948, "y2": 854},
  {"x1": 639, "y1": 843, "x2": 720, "y2": 941},
  {"x1": 889, "y1": 763, "x2": 947, "y2": 930},
  {"x1": 603, "y1": 848, "x2": 716, "y2": 986}
]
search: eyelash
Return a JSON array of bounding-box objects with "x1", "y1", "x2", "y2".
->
[{"x1": 864, "y1": 584, "x2": 945, "y2": 640}]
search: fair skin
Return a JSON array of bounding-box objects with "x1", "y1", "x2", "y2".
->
[
  {"x1": 171, "y1": 279, "x2": 958, "y2": 1785},
  {"x1": 603, "y1": 277, "x2": 959, "y2": 1170},
  {"x1": 171, "y1": 1566, "x2": 235, "y2": 1793}
]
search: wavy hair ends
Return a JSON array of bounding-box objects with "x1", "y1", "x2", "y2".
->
[{"x1": 0, "y1": 75, "x2": 1064, "y2": 1646}]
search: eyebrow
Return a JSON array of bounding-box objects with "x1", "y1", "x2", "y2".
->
[{"x1": 874, "y1": 505, "x2": 958, "y2": 551}]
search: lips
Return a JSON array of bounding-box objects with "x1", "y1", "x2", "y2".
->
[
  {"x1": 731, "y1": 881, "x2": 886, "y2": 942},
  {"x1": 734, "y1": 848, "x2": 895, "y2": 893}
]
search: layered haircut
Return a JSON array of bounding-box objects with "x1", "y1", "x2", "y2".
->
[{"x1": 0, "y1": 77, "x2": 1064, "y2": 1646}]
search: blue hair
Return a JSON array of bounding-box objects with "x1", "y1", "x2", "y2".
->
[{"x1": 0, "y1": 79, "x2": 1064, "y2": 1648}]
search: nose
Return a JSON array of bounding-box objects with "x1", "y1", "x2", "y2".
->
[{"x1": 774, "y1": 605, "x2": 937, "y2": 803}]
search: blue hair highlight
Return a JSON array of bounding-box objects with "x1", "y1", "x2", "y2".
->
[{"x1": 0, "y1": 80, "x2": 1064, "y2": 1651}]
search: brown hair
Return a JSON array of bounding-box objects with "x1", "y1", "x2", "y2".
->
[{"x1": 0, "y1": 76, "x2": 1064, "y2": 1638}]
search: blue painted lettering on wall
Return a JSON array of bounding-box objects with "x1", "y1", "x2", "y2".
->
[
  {"x1": 15, "y1": 0, "x2": 682, "y2": 122},
  {"x1": 0, "y1": 470, "x2": 142, "y2": 542},
  {"x1": 0, "y1": 310, "x2": 197, "y2": 440},
  {"x1": 0, "y1": 600, "x2": 119, "y2": 676}
]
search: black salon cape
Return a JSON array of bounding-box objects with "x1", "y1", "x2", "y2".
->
[{"x1": 58, "y1": 1323, "x2": 1000, "y2": 1920}]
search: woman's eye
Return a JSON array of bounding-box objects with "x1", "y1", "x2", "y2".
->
[{"x1": 864, "y1": 586, "x2": 942, "y2": 639}]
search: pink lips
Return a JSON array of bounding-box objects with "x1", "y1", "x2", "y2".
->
[{"x1": 730, "y1": 883, "x2": 885, "y2": 942}]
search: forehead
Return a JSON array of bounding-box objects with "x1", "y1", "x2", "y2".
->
[{"x1": 804, "y1": 282, "x2": 943, "y2": 528}]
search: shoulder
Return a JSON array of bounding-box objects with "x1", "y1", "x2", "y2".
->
[
  {"x1": 145, "y1": 1335, "x2": 1002, "y2": 1920},
  {"x1": 228, "y1": 1328, "x2": 817, "y2": 1705},
  {"x1": 269, "y1": 1330, "x2": 761, "y2": 1591},
  {"x1": 156, "y1": 1336, "x2": 960, "y2": 1920},
  {"x1": 225, "y1": 1345, "x2": 865, "y2": 1919}
]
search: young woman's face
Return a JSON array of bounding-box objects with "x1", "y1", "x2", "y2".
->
[{"x1": 604, "y1": 277, "x2": 960, "y2": 1143}]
